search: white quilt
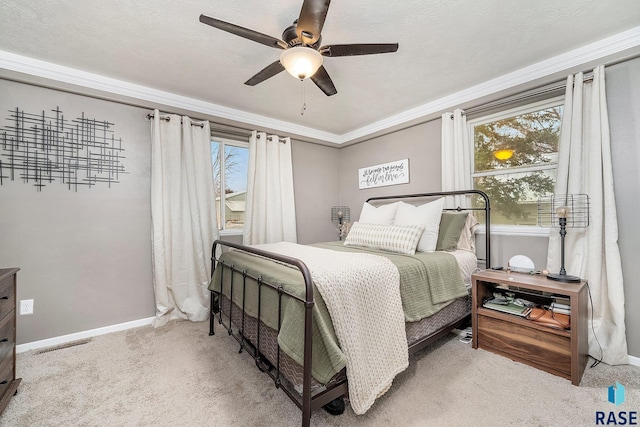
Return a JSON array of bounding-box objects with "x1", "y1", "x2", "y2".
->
[{"x1": 254, "y1": 242, "x2": 408, "y2": 415}]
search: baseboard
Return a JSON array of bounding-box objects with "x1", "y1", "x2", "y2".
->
[{"x1": 16, "y1": 316, "x2": 155, "y2": 354}]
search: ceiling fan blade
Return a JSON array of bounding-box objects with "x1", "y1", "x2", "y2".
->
[
  {"x1": 199, "y1": 14, "x2": 286, "y2": 49},
  {"x1": 296, "y1": 0, "x2": 331, "y2": 45},
  {"x1": 320, "y1": 43, "x2": 399, "y2": 57},
  {"x1": 311, "y1": 66, "x2": 337, "y2": 96},
  {"x1": 244, "y1": 61, "x2": 286, "y2": 86}
]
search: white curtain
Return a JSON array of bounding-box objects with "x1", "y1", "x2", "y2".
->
[
  {"x1": 150, "y1": 110, "x2": 219, "y2": 327},
  {"x1": 547, "y1": 66, "x2": 628, "y2": 365},
  {"x1": 441, "y1": 108, "x2": 472, "y2": 208},
  {"x1": 243, "y1": 131, "x2": 297, "y2": 245}
]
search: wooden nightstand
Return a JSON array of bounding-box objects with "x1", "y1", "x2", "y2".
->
[{"x1": 471, "y1": 269, "x2": 588, "y2": 386}]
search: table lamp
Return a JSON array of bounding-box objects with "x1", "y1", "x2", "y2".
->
[
  {"x1": 537, "y1": 194, "x2": 590, "y2": 283},
  {"x1": 331, "y1": 206, "x2": 350, "y2": 240}
]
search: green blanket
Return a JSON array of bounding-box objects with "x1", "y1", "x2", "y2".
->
[
  {"x1": 315, "y1": 242, "x2": 469, "y2": 321},
  {"x1": 209, "y1": 242, "x2": 468, "y2": 384}
]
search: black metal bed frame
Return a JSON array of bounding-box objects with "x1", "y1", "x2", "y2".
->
[{"x1": 208, "y1": 190, "x2": 490, "y2": 427}]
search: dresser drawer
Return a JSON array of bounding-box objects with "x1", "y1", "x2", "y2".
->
[
  {"x1": 0, "y1": 314, "x2": 14, "y2": 362},
  {"x1": 0, "y1": 354, "x2": 14, "y2": 400},
  {"x1": 0, "y1": 275, "x2": 15, "y2": 322},
  {"x1": 478, "y1": 315, "x2": 571, "y2": 376}
]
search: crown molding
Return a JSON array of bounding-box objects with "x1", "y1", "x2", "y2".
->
[
  {"x1": 340, "y1": 25, "x2": 640, "y2": 144},
  {"x1": 1, "y1": 25, "x2": 639, "y2": 146},
  {"x1": 0, "y1": 50, "x2": 342, "y2": 144}
]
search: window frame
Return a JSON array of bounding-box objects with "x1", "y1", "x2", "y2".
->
[
  {"x1": 211, "y1": 136, "x2": 249, "y2": 236},
  {"x1": 467, "y1": 96, "x2": 564, "y2": 237}
]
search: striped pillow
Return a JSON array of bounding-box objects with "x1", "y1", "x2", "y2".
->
[{"x1": 344, "y1": 222, "x2": 425, "y2": 255}]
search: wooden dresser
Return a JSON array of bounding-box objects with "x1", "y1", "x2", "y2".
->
[{"x1": 0, "y1": 268, "x2": 21, "y2": 415}]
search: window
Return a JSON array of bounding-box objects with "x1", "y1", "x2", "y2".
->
[
  {"x1": 211, "y1": 137, "x2": 249, "y2": 233},
  {"x1": 469, "y1": 97, "x2": 563, "y2": 228}
]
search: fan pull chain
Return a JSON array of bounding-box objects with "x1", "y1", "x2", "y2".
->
[{"x1": 300, "y1": 79, "x2": 307, "y2": 116}]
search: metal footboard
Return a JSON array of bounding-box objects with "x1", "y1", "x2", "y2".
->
[{"x1": 209, "y1": 240, "x2": 346, "y2": 427}]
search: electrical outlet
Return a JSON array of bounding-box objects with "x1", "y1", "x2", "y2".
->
[{"x1": 20, "y1": 299, "x2": 34, "y2": 315}]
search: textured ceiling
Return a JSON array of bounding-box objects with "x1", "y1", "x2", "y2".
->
[{"x1": 1, "y1": 0, "x2": 639, "y2": 140}]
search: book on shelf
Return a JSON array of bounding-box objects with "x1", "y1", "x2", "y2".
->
[
  {"x1": 483, "y1": 300, "x2": 532, "y2": 317},
  {"x1": 549, "y1": 302, "x2": 571, "y2": 315}
]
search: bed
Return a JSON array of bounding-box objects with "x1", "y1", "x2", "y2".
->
[{"x1": 208, "y1": 190, "x2": 491, "y2": 427}]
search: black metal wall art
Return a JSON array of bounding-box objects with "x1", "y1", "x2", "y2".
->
[{"x1": 0, "y1": 107, "x2": 126, "y2": 191}]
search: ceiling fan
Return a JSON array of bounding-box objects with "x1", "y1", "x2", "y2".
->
[{"x1": 199, "y1": 0, "x2": 399, "y2": 96}]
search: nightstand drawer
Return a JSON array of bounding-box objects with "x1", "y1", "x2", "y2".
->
[
  {"x1": 0, "y1": 275, "x2": 15, "y2": 322},
  {"x1": 478, "y1": 315, "x2": 571, "y2": 375}
]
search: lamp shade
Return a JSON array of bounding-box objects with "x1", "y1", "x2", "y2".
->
[
  {"x1": 280, "y1": 46, "x2": 323, "y2": 80},
  {"x1": 537, "y1": 194, "x2": 589, "y2": 229},
  {"x1": 331, "y1": 206, "x2": 350, "y2": 223},
  {"x1": 537, "y1": 194, "x2": 590, "y2": 283}
]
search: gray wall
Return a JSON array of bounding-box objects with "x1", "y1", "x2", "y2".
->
[
  {"x1": 290, "y1": 139, "x2": 341, "y2": 244},
  {"x1": 0, "y1": 80, "x2": 155, "y2": 344},
  {"x1": 606, "y1": 57, "x2": 640, "y2": 357},
  {"x1": 338, "y1": 121, "x2": 442, "y2": 219}
]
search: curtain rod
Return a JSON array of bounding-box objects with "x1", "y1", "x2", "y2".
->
[
  {"x1": 146, "y1": 113, "x2": 205, "y2": 127},
  {"x1": 146, "y1": 112, "x2": 288, "y2": 142},
  {"x1": 145, "y1": 112, "x2": 254, "y2": 136}
]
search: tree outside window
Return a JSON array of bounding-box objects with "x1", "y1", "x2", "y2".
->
[
  {"x1": 469, "y1": 98, "x2": 563, "y2": 226},
  {"x1": 211, "y1": 138, "x2": 249, "y2": 231}
]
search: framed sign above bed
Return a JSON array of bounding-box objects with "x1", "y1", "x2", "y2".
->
[{"x1": 358, "y1": 158, "x2": 409, "y2": 190}]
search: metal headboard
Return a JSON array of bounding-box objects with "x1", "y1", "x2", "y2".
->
[{"x1": 365, "y1": 189, "x2": 491, "y2": 268}]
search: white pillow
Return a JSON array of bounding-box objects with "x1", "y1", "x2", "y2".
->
[
  {"x1": 393, "y1": 198, "x2": 445, "y2": 252},
  {"x1": 344, "y1": 222, "x2": 425, "y2": 255},
  {"x1": 358, "y1": 202, "x2": 399, "y2": 225}
]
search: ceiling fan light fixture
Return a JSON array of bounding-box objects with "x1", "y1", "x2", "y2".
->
[{"x1": 280, "y1": 46, "x2": 323, "y2": 80}]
